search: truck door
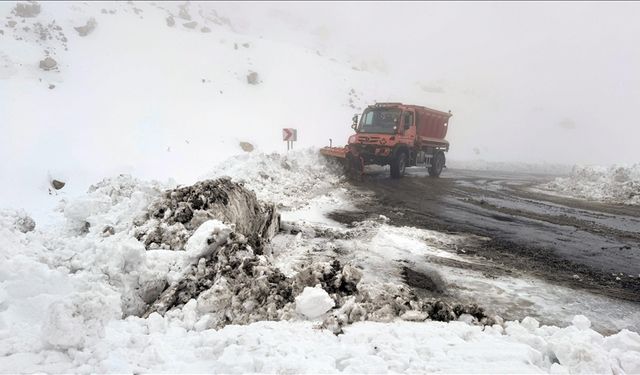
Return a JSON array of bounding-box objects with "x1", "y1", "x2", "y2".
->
[{"x1": 401, "y1": 110, "x2": 415, "y2": 137}]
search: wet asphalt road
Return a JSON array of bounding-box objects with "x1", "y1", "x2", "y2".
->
[{"x1": 330, "y1": 167, "x2": 640, "y2": 303}]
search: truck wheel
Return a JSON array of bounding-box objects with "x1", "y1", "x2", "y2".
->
[
  {"x1": 390, "y1": 152, "x2": 407, "y2": 179},
  {"x1": 428, "y1": 151, "x2": 445, "y2": 177}
]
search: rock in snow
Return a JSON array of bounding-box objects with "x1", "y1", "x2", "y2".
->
[
  {"x1": 74, "y1": 18, "x2": 97, "y2": 37},
  {"x1": 246, "y1": 71, "x2": 259, "y2": 85},
  {"x1": 295, "y1": 286, "x2": 335, "y2": 319},
  {"x1": 51, "y1": 179, "x2": 65, "y2": 190},
  {"x1": 13, "y1": 1, "x2": 41, "y2": 18},
  {"x1": 14, "y1": 214, "x2": 36, "y2": 233},
  {"x1": 238, "y1": 141, "x2": 254, "y2": 152},
  {"x1": 183, "y1": 21, "x2": 197, "y2": 29},
  {"x1": 39, "y1": 56, "x2": 57, "y2": 71}
]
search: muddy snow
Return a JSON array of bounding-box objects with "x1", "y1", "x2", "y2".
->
[{"x1": 132, "y1": 173, "x2": 494, "y2": 332}]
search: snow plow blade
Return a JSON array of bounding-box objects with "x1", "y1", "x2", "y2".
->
[
  {"x1": 320, "y1": 146, "x2": 349, "y2": 159},
  {"x1": 320, "y1": 146, "x2": 363, "y2": 179}
]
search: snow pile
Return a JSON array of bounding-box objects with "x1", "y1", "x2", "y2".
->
[
  {"x1": 0, "y1": 208, "x2": 123, "y2": 358},
  {"x1": 42, "y1": 292, "x2": 120, "y2": 350},
  {"x1": 542, "y1": 164, "x2": 640, "y2": 205},
  {"x1": 2, "y1": 172, "x2": 494, "y2": 334},
  {"x1": 206, "y1": 149, "x2": 344, "y2": 209}
]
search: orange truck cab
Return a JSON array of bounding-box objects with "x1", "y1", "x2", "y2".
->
[{"x1": 321, "y1": 102, "x2": 452, "y2": 178}]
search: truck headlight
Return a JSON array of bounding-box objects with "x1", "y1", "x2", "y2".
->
[{"x1": 348, "y1": 135, "x2": 357, "y2": 144}]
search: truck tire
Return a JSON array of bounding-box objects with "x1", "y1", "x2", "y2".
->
[
  {"x1": 390, "y1": 152, "x2": 407, "y2": 179},
  {"x1": 428, "y1": 151, "x2": 445, "y2": 177}
]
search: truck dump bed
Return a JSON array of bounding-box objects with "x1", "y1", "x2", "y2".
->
[{"x1": 410, "y1": 106, "x2": 452, "y2": 144}]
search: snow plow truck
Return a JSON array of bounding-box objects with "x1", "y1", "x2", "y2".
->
[{"x1": 321, "y1": 103, "x2": 452, "y2": 178}]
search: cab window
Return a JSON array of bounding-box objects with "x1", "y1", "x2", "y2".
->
[{"x1": 359, "y1": 108, "x2": 401, "y2": 134}]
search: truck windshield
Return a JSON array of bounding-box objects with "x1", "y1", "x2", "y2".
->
[{"x1": 358, "y1": 108, "x2": 401, "y2": 134}]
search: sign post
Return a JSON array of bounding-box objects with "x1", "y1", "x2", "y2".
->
[{"x1": 282, "y1": 128, "x2": 297, "y2": 151}]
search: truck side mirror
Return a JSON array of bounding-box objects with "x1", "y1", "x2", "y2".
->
[{"x1": 351, "y1": 114, "x2": 358, "y2": 130}]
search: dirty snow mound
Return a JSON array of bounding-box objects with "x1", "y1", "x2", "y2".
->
[
  {"x1": 542, "y1": 164, "x2": 640, "y2": 205},
  {"x1": 134, "y1": 178, "x2": 279, "y2": 250}
]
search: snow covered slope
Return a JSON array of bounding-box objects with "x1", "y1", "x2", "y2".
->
[{"x1": 0, "y1": 1, "x2": 384, "y2": 221}]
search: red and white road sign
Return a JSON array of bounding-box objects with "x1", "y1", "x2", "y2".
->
[{"x1": 282, "y1": 128, "x2": 297, "y2": 141}]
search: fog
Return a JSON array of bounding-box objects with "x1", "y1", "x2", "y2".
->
[
  {"x1": 1, "y1": 0, "x2": 639, "y2": 205},
  {"x1": 215, "y1": 1, "x2": 640, "y2": 165}
]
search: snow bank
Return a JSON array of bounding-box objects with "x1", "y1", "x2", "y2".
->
[
  {"x1": 542, "y1": 164, "x2": 640, "y2": 205},
  {"x1": 206, "y1": 148, "x2": 344, "y2": 209}
]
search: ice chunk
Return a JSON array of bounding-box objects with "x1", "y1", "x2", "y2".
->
[
  {"x1": 184, "y1": 220, "x2": 230, "y2": 259},
  {"x1": 147, "y1": 312, "x2": 166, "y2": 334},
  {"x1": 400, "y1": 310, "x2": 428, "y2": 322},
  {"x1": 603, "y1": 329, "x2": 640, "y2": 352},
  {"x1": 42, "y1": 293, "x2": 120, "y2": 349},
  {"x1": 295, "y1": 286, "x2": 335, "y2": 319},
  {"x1": 521, "y1": 316, "x2": 540, "y2": 331}
]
